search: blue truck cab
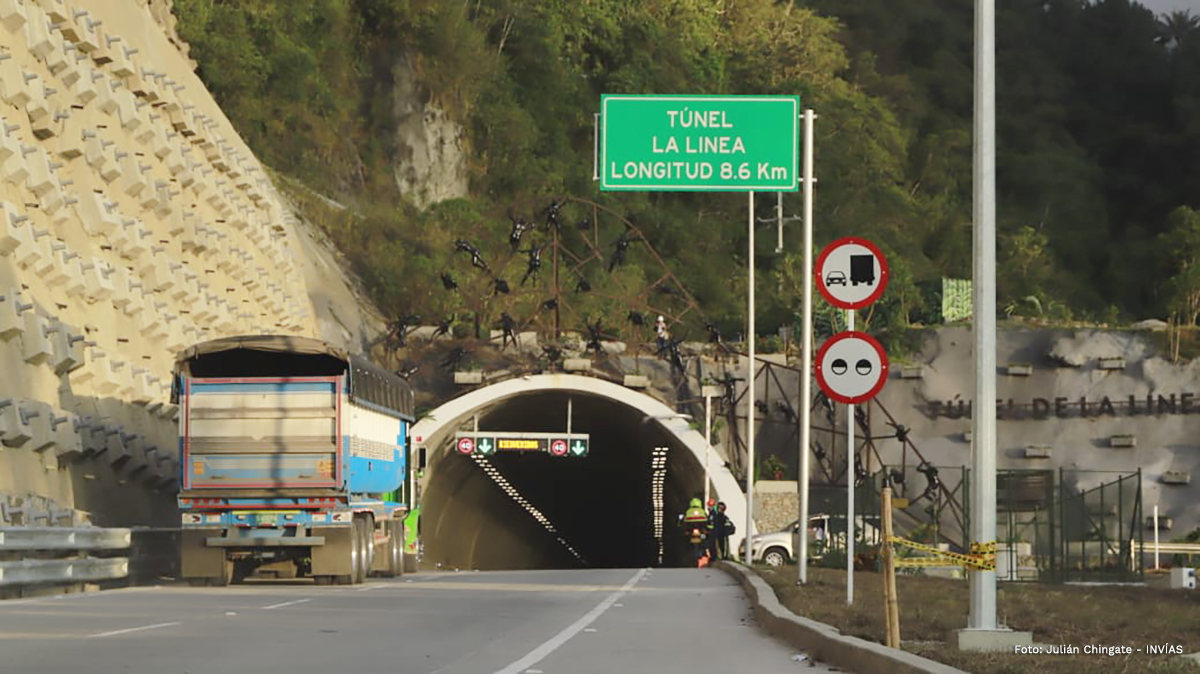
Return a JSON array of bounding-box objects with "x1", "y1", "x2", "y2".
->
[{"x1": 174, "y1": 335, "x2": 415, "y2": 585}]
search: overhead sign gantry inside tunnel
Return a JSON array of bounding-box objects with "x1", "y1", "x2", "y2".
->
[{"x1": 454, "y1": 432, "x2": 590, "y2": 457}]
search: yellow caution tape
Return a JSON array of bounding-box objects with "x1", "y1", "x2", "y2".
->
[{"x1": 888, "y1": 537, "x2": 996, "y2": 571}]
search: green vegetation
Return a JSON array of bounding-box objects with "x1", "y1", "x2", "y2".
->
[{"x1": 173, "y1": 0, "x2": 1200, "y2": 346}]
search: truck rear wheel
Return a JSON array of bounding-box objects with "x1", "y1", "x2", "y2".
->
[{"x1": 351, "y1": 518, "x2": 367, "y2": 584}]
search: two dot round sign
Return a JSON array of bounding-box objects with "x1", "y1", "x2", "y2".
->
[{"x1": 814, "y1": 237, "x2": 890, "y2": 405}]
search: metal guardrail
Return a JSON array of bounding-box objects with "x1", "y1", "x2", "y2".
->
[
  {"x1": 1139, "y1": 542, "x2": 1200, "y2": 555},
  {"x1": 0, "y1": 558, "x2": 129, "y2": 586},
  {"x1": 0, "y1": 527, "x2": 132, "y2": 551},
  {"x1": 0, "y1": 527, "x2": 132, "y2": 592}
]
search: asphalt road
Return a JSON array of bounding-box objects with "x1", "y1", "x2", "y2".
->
[{"x1": 0, "y1": 568, "x2": 839, "y2": 674}]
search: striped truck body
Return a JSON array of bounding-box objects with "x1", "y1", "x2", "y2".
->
[{"x1": 178, "y1": 376, "x2": 407, "y2": 528}]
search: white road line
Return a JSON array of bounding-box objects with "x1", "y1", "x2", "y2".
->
[
  {"x1": 87, "y1": 622, "x2": 181, "y2": 638},
  {"x1": 493, "y1": 569, "x2": 647, "y2": 674},
  {"x1": 261, "y1": 598, "x2": 311, "y2": 610}
]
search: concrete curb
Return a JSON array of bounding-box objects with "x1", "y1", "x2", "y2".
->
[{"x1": 715, "y1": 561, "x2": 967, "y2": 674}]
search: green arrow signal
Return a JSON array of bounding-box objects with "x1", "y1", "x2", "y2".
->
[
  {"x1": 478, "y1": 438, "x2": 495, "y2": 455},
  {"x1": 569, "y1": 440, "x2": 588, "y2": 456}
]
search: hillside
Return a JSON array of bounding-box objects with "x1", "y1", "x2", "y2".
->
[{"x1": 171, "y1": 0, "x2": 1200, "y2": 348}]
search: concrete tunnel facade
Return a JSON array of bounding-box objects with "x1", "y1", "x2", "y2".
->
[{"x1": 412, "y1": 374, "x2": 750, "y2": 569}]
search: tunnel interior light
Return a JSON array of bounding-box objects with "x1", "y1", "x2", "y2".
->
[
  {"x1": 650, "y1": 445, "x2": 669, "y2": 565},
  {"x1": 471, "y1": 454, "x2": 585, "y2": 563}
]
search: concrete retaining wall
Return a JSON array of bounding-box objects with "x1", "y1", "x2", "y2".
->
[{"x1": 0, "y1": 0, "x2": 368, "y2": 528}]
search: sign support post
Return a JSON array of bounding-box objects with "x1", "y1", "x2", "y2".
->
[
  {"x1": 704, "y1": 388, "x2": 713, "y2": 504},
  {"x1": 846, "y1": 308, "x2": 855, "y2": 605},
  {"x1": 744, "y1": 191, "x2": 757, "y2": 567},
  {"x1": 798, "y1": 108, "x2": 815, "y2": 585}
]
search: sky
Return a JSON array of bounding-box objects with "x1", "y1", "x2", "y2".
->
[{"x1": 1136, "y1": 0, "x2": 1200, "y2": 15}]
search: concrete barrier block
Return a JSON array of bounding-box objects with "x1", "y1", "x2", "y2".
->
[
  {"x1": 563, "y1": 358, "x2": 592, "y2": 372},
  {"x1": 93, "y1": 358, "x2": 122, "y2": 395},
  {"x1": 116, "y1": 88, "x2": 139, "y2": 128},
  {"x1": 68, "y1": 345, "x2": 99, "y2": 387},
  {"x1": 95, "y1": 79, "x2": 120, "y2": 115},
  {"x1": 22, "y1": 400, "x2": 56, "y2": 452},
  {"x1": 1162, "y1": 471, "x2": 1190, "y2": 485},
  {"x1": 0, "y1": 0, "x2": 27, "y2": 31},
  {"x1": 57, "y1": 52, "x2": 83, "y2": 88},
  {"x1": 0, "y1": 399, "x2": 33, "y2": 447},
  {"x1": 98, "y1": 147, "x2": 122, "y2": 181},
  {"x1": 0, "y1": 288, "x2": 27, "y2": 340},
  {"x1": 106, "y1": 429, "x2": 132, "y2": 466},
  {"x1": 71, "y1": 68, "x2": 98, "y2": 104},
  {"x1": 24, "y1": 7, "x2": 53, "y2": 58},
  {"x1": 1, "y1": 144, "x2": 32, "y2": 186},
  {"x1": 24, "y1": 146, "x2": 56, "y2": 196},
  {"x1": 80, "y1": 258, "x2": 114, "y2": 301},
  {"x1": 0, "y1": 202, "x2": 22, "y2": 255},
  {"x1": 0, "y1": 61, "x2": 33, "y2": 108},
  {"x1": 451, "y1": 371, "x2": 481, "y2": 385},
  {"x1": 82, "y1": 130, "x2": 109, "y2": 168},
  {"x1": 45, "y1": 409, "x2": 82, "y2": 460},
  {"x1": 30, "y1": 236, "x2": 56, "y2": 276},
  {"x1": 45, "y1": 247, "x2": 75, "y2": 286},
  {"x1": 21, "y1": 311, "x2": 53, "y2": 364},
  {"x1": 623, "y1": 374, "x2": 649, "y2": 388},
  {"x1": 118, "y1": 151, "x2": 146, "y2": 195},
  {"x1": 50, "y1": 323, "x2": 84, "y2": 373},
  {"x1": 43, "y1": 30, "x2": 68, "y2": 73}
]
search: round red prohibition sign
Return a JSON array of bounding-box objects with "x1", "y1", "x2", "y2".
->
[
  {"x1": 550, "y1": 439, "x2": 569, "y2": 457},
  {"x1": 814, "y1": 331, "x2": 889, "y2": 405},
  {"x1": 456, "y1": 437, "x2": 475, "y2": 454},
  {"x1": 814, "y1": 236, "x2": 890, "y2": 310}
]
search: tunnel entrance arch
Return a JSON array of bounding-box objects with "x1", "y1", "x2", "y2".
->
[{"x1": 412, "y1": 374, "x2": 750, "y2": 569}]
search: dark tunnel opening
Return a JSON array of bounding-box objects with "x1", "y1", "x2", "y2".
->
[{"x1": 421, "y1": 393, "x2": 715, "y2": 570}]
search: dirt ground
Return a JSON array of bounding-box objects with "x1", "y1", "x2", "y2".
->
[{"x1": 758, "y1": 566, "x2": 1200, "y2": 673}]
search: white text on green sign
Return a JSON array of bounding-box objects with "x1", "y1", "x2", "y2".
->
[{"x1": 600, "y1": 95, "x2": 800, "y2": 191}]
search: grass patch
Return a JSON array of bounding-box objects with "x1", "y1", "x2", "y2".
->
[{"x1": 758, "y1": 566, "x2": 1200, "y2": 673}]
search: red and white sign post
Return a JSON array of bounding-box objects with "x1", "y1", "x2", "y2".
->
[{"x1": 814, "y1": 236, "x2": 889, "y2": 605}]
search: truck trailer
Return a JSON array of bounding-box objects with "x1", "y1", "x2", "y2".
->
[{"x1": 174, "y1": 335, "x2": 415, "y2": 585}]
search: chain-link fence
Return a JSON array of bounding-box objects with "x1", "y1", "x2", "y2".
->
[{"x1": 806, "y1": 467, "x2": 1143, "y2": 583}]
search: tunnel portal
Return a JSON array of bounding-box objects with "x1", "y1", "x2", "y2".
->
[{"x1": 415, "y1": 375, "x2": 747, "y2": 570}]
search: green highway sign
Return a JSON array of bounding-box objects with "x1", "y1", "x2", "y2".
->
[
  {"x1": 569, "y1": 438, "x2": 588, "y2": 457},
  {"x1": 476, "y1": 437, "x2": 495, "y2": 455},
  {"x1": 600, "y1": 95, "x2": 800, "y2": 192}
]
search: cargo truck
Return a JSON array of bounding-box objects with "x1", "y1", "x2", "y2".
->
[{"x1": 173, "y1": 335, "x2": 415, "y2": 585}]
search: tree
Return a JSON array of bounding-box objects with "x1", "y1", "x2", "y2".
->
[{"x1": 1157, "y1": 10, "x2": 1200, "y2": 51}]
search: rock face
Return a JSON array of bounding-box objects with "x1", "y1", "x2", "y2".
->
[{"x1": 391, "y1": 57, "x2": 469, "y2": 208}]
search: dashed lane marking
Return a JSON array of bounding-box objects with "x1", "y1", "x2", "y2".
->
[
  {"x1": 87, "y1": 622, "x2": 181, "y2": 638},
  {"x1": 492, "y1": 569, "x2": 647, "y2": 674},
  {"x1": 261, "y1": 598, "x2": 311, "y2": 610}
]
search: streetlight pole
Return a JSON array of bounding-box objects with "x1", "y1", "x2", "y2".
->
[{"x1": 969, "y1": 0, "x2": 998, "y2": 632}]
